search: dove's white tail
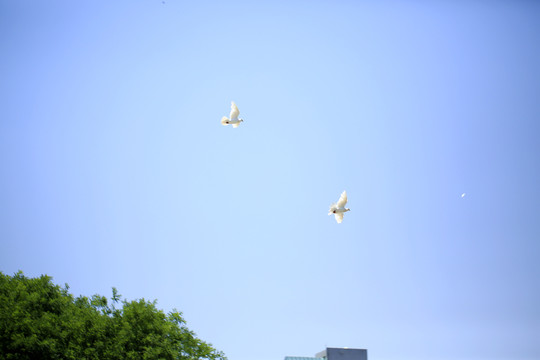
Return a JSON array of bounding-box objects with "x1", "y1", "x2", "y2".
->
[{"x1": 221, "y1": 116, "x2": 229, "y2": 126}]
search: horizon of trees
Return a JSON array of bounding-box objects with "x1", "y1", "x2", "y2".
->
[{"x1": 0, "y1": 271, "x2": 226, "y2": 360}]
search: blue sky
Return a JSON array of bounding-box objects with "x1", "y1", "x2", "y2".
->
[{"x1": 1, "y1": 1, "x2": 540, "y2": 360}]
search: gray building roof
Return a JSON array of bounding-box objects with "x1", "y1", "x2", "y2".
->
[{"x1": 286, "y1": 347, "x2": 367, "y2": 360}]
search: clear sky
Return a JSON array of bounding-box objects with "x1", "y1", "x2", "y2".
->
[{"x1": 1, "y1": 1, "x2": 539, "y2": 360}]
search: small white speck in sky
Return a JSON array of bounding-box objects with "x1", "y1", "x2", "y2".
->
[{"x1": 461, "y1": 193, "x2": 466, "y2": 198}]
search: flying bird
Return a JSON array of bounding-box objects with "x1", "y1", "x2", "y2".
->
[
  {"x1": 461, "y1": 193, "x2": 466, "y2": 198},
  {"x1": 221, "y1": 101, "x2": 244, "y2": 128},
  {"x1": 329, "y1": 191, "x2": 350, "y2": 223}
]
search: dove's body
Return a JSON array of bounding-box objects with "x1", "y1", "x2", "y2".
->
[
  {"x1": 221, "y1": 101, "x2": 244, "y2": 128},
  {"x1": 328, "y1": 191, "x2": 350, "y2": 223},
  {"x1": 221, "y1": 117, "x2": 243, "y2": 128}
]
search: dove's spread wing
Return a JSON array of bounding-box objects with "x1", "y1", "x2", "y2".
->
[
  {"x1": 230, "y1": 102, "x2": 240, "y2": 121},
  {"x1": 334, "y1": 212, "x2": 344, "y2": 223},
  {"x1": 336, "y1": 191, "x2": 348, "y2": 208},
  {"x1": 221, "y1": 116, "x2": 229, "y2": 125}
]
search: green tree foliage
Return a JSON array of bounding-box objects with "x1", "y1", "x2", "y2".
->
[{"x1": 0, "y1": 271, "x2": 226, "y2": 360}]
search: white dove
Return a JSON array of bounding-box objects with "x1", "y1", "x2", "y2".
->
[
  {"x1": 328, "y1": 191, "x2": 350, "y2": 224},
  {"x1": 221, "y1": 101, "x2": 244, "y2": 128}
]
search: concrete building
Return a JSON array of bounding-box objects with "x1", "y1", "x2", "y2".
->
[{"x1": 285, "y1": 347, "x2": 368, "y2": 360}]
